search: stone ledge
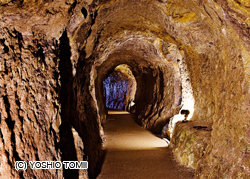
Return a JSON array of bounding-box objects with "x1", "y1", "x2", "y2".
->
[{"x1": 170, "y1": 121, "x2": 212, "y2": 170}]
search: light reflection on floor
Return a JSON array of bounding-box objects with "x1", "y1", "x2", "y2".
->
[
  {"x1": 107, "y1": 110, "x2": 130, "y2": 115},
  {"x1": 105, "y1": 110, "x2": 168, "y2": 150}
]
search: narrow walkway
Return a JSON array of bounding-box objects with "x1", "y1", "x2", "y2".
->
[{"x1": 97, "y1": 110, "x2": 194, "y2": 179}]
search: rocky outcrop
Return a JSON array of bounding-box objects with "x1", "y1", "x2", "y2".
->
[{"x1": 170, "y1": 121, "x2": 212, "y2": 171}]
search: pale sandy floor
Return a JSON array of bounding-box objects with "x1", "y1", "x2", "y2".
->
[{"x1": 97, "y1": 110, "x2": 195, "y2": 179}]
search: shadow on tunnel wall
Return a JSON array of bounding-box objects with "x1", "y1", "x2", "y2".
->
[
  {"x1": 59, "y1": 30, "x2": 106, "y2": 179},
  {"x1": 59, "y1": 31, "x2": 79, "y2": 179},
  {"x1": 74, "y1": 51, "x2": 106, "y2": 179}
]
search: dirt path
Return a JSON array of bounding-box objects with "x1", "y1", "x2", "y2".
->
[{"x1": 97, "y1": 110, "x2": 195, "y2": 179}]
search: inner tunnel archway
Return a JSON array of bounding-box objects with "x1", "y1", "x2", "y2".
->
[
  {"x1": 92, "y1": 38, "x2": 187, "y2": 133},
  {"x1": 103, "y1": 64, "x2": 137, "y2": 111}
]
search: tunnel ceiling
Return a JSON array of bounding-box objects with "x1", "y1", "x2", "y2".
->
[
  {"x1": 85, "y1": 0, "x2": 177, "y2": 59},
  {"x1": 1, "y1": 0, "x2": 250, "y2": 178}
]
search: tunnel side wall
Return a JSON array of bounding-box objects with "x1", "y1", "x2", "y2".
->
[
  {"x1": 0, "y1": 26, "x2": 63, "y2": 178},
  {"x1": 0, "y1": 1, "x2": 103, "y2": 178},
  {"x1": 163, "y1": 1, "x2": 250, "y2": 178},
  {"x1": 103, "y1": 70, "x2": 136, "y2": 111}
]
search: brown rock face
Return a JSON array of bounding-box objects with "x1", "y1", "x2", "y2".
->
[
  {"x1": 1, "y1": 0, "x2": 250, "y2": 178},
  {"x1": 0, "y1": 0, "x2": 103, "y2": 178},
  {"x1": 0, "y1": 27, "x2": 63, "y2": 178}
]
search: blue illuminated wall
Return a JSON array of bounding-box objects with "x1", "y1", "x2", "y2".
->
[{"x1": 103, "y1": 73, "x2": 132, "y2": 110}]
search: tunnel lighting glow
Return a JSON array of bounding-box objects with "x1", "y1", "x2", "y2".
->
[
  {"x1": 167, "y1": 97, "x2": 195, "y2": 139},
  {"x1": 163, "y1": 138, "x2": 170, "y2": 146},
  {"x1": 175, "y1": 50, "x2": 195, "y2": 121},
  {"x1": 105, "y1": 131, "x2": 168, "y2": 150},
  {"x1": 182, "y1": 98, "x2": 195, "y2": 121},
  {"x1": 108, "y1": 111, "x2": 130, "y2": 114}
]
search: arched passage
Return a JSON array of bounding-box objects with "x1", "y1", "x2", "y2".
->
[{"x1": 92, "y1": 38, "x2": 185, "y2": 133}]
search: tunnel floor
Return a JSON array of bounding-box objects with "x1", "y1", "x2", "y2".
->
[{"x1": 97, "y1": 110, "x2": 195, "y2": 179}]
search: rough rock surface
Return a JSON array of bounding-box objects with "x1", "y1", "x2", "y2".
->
[
  {"x1": 1, "y1": 0, "x2": 250, "y2": 178},
  {"x1": 0, "y1": 0, "x2": 103, "y2": 178},
  {"x1": 92, "y1": 38, "x2": 182, "y2": 133},
  {"x1": 170, "y1": 121, "x2": 212, "y2": 170},
  {"x1": 0, "y1": 26, "x2": 63, "y2": 179}
]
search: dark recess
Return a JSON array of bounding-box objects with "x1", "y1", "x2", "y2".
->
[
  {"x1": 193, "y1": 126, "x2": 212, "y2": 131},
  {"x1": 59, "y1": 30, "x2": 79, "y2": 179},
  {"x1": 81, "y1": 7, "x2": 88, "y2": 19},
  {"x1": 3, "y1": 95, "x2": 25, "y2": 178}
]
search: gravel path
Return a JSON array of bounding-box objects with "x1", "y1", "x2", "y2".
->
[{"x1": 97, "y1": 110, "x2": 195, "y2": 179}]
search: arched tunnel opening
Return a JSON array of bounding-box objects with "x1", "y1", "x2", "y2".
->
[
  {"x1": 2, "y1": 0, "x2": 250, "y2": 179},
  {"x1": 103, "y1": 64, "x2": 137, "y2": 111}
]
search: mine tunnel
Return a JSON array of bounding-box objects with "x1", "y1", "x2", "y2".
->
[{"x1": 1, "y1": 0, "x2": 250, "y2": 179}]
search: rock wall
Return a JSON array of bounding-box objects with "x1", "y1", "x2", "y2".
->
[
  {"x1": 159, "y1": 0, "x2": 250, "y2": 178},
  {"x1": 0, "y1": 26, "x2": 63, "y2": 179},
  {"x1": 0, "y1": 0, "x2": 104, "y2": 178}
]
